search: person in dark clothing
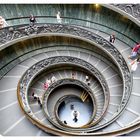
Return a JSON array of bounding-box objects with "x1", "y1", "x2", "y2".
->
[
  {"x1": 72, "y1": 71, "x2": 76, "y2": 79},
  {"x1": 70, "y1": 104, "x2": 74, "y2": 110},
  {"x1": 109, "y1": 34, "x2": 115, "y2": 43},
  {"x1": 73, "y1": 110, "x2": 78, "y2": 122},
  {"x1": 64, "y1": 120, "x2": 67, "y2": 124},
  {"x1": 32, "y1": 92, "x2": 38, "y2": 100},
  {"x1": 37, "y1": 97, "x2": 42, "y2": 108},
  {"x1": 32, "y1": 92, "x2": 34, "y2": 97},
  {"x1": 29, "y1": 14, "x2": 36, "y2": 26}
]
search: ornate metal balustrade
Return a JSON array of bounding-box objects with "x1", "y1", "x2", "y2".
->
[
  {"x1": 0, "y1": 5, "x2": 137, "y2": 135},
  {"x1": 112, "y1": 4, "x2": 140, "y2": 21},
  {"x1": 42, "y1": 78, "x2": 97, "y2": 131},
  {"x1": 102, "y1": 4, "x2": 140, "y2": 27},
  {"x1": 18, "y1": 56, "x2": 110, "y2": 133},
  {"x1": 18, "y1": 51, "x2": 131, "y2": 135},
  {"x1": 0, "y1": 13, "x2": 138, "y2": 48},
  {"x1": 3, "y1": 23, "x2": 130, "y2": 135}
]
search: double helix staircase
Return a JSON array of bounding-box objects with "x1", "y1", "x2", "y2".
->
[{"x1": 0, "y1": 4, "x2": 140, "y2": 136}]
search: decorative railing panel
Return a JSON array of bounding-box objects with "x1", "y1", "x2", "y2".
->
[{"x1": 112, "y1": 4, "x2": 140, "y2": 21}]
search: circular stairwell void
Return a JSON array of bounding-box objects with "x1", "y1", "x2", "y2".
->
[
  {"x1": 56, "y1": 94, "x2": 93, "y2": 128},
  {"x1": 45, "y1": 83, "x2": 96, "y2": 126}
]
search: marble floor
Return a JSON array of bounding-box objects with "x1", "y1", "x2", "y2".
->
[{"x1": 58, "y1": 97, "x2": 93, "y2": 127}]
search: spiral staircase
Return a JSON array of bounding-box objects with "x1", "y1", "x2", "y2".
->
[{"x1": 0, "y1": 4, "x2": 140, "y2": 136}]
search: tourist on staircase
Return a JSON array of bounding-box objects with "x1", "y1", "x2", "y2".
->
[
  {"x1": 130, "y1": 58, "x2": 140, "y2": 72},
  {"x1": 37, "y1": 97, "x2": 42, "y2": 108},
  {"x1": 29, "y1": 14, "x2": 36, "y2": 26},
  {"x1": 51, "y1": 75, "x2": 57, "y2": 83},
  {"x1": 32, "y1": 91, "x2": 38, "y2": 100},
  {"x1": 56, "y1": 11, "x2": 62, "y2": 23},
  {"x1": 109, "y1": 33, "x2": 116, "y2": 43},
  {"x1": 73, "y1": 110, "x2": 78, "y2": 122},
  {"x1": 128, "y1": 43, "x2": 140, "y2": 59},
  {"x1": 0, "y1": 16, "x2": 9, "y2": 29},
  {"x1": 85, "y1": 75, "x2": 90, "y2": 86},
  {"x1": 72, "y1": 71, "x2": 76, "y2": 79}
]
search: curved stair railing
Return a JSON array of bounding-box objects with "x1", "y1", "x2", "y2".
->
[
  {"x1": 1, "y1": 15, "x2": 138, "y2": 47},
  {"x1": 17, "y1": 53, "x2": 130, "y2": 135},
  {"x1": 0, "y1": 18, "x2": 134, "y2": 135},
  {"x1": 0, "y1": 23, "x2": 132, "y2": 111}
]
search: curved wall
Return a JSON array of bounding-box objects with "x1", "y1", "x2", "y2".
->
[
  {"x1": 0, "y1": 36, "x2": 120, "y2": 78},
  {"x1": 0, "y1": 4, "x2": 140, "y2": 45}
]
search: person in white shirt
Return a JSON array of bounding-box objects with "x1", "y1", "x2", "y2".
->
[
  {"x1": 46, "y1": 79, "x2": 51, "y2": 86},
  {"x1": 0, "y1": 16, "x2": 9, "y2": 29},
  {"x1": 85, "y1": 75, "x2": 89, "y2": 81},
  {"x1": 51, "y1": 76, "x2": 57, "y2": 83},
  {"x1": 130, "y1": 58, "x2": 140, "y2": 72},
  {"x1": 56, "y1": 11, "x2": 62, "y2": 23},
  {"x1": 85, "y1": 75, "x2": 90, "y2": 86}
]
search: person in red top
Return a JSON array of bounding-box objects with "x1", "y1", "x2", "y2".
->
[
  {"x1": 128, "y1": 43, "x2": 140, "y2": 59},
  {"x1": 43, "y1": 82, "x2": 49, "y2": 90}
]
